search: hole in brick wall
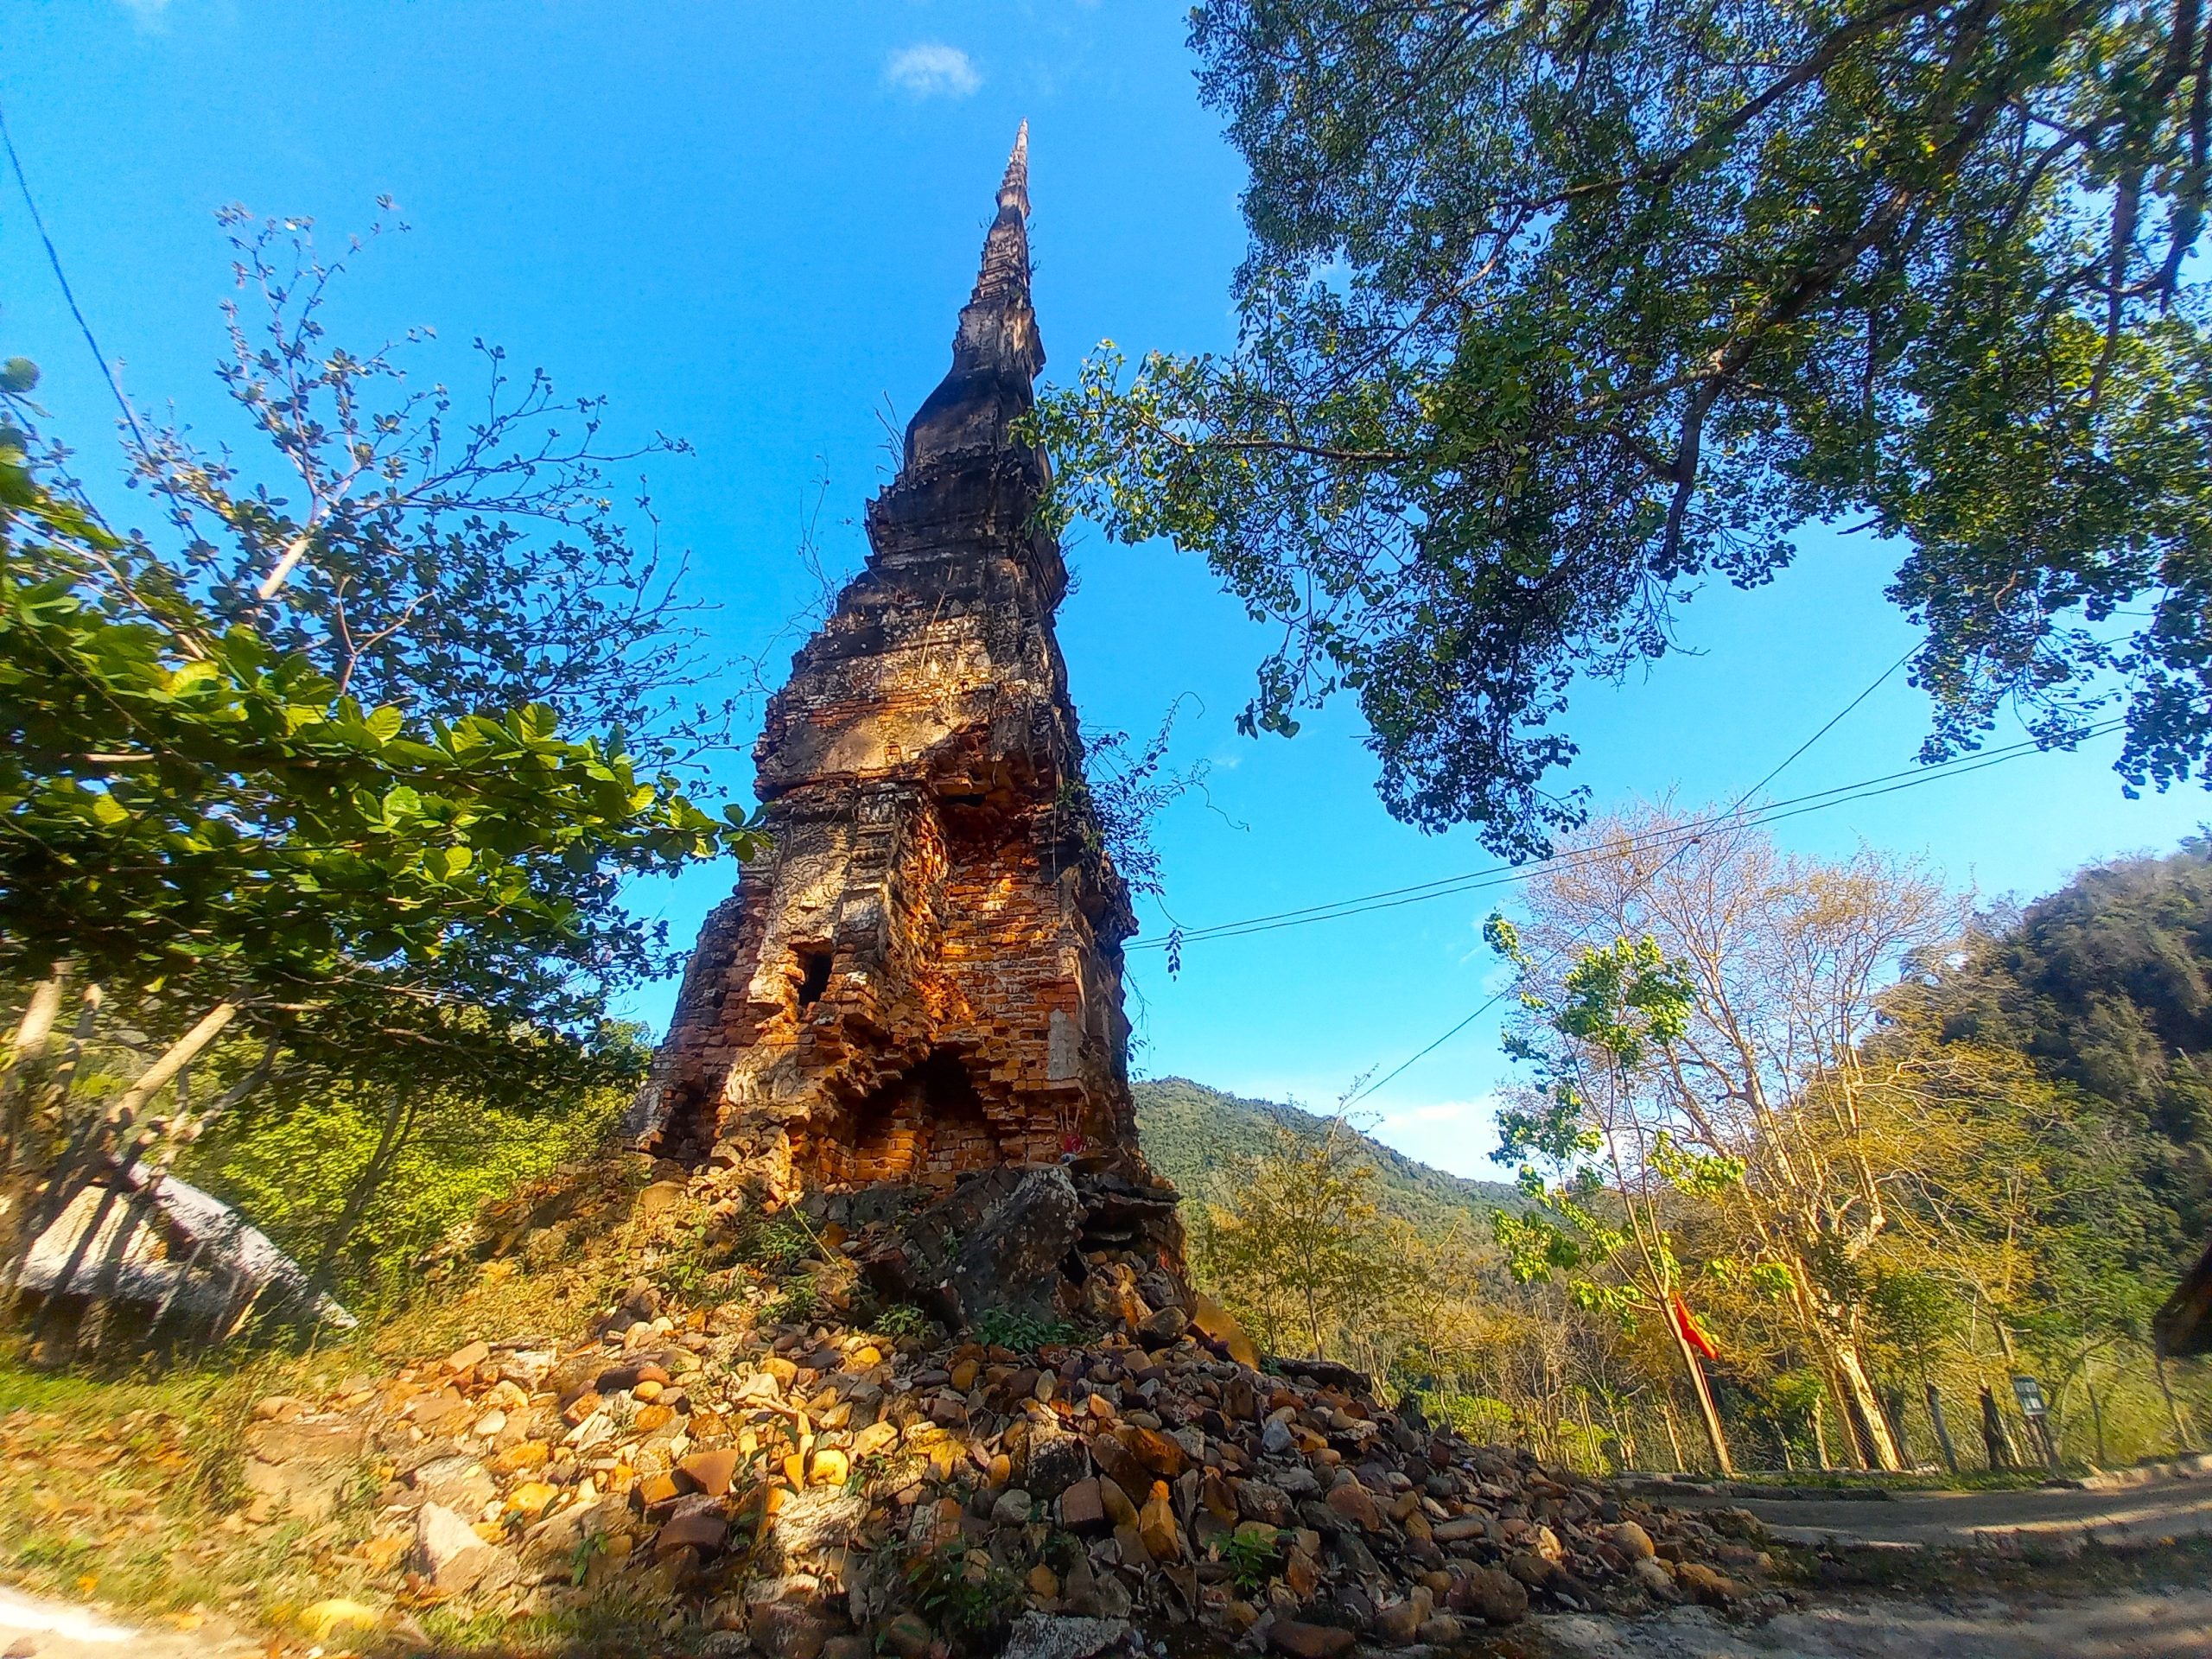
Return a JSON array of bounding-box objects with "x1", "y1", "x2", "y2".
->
[
  {"x1": 793, "y1": 945, "x2": 833, "y2": 1012},
  {"x1": 909, "y1": 1050, "x2": 989, "y2": 1123},
  {"x1": 805, "y1": 1049, "x2": 1009, "y2": 1188}
]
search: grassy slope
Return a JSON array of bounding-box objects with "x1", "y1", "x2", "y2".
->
[
  {"x1": 0, "y1": 1163, "x2": 642, "y2": 1640},
  {"x1": 1133, "y1": 1075, "x2": 1520, "y2": 1235}
]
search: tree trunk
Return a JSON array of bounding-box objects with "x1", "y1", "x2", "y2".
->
[
  {"x1": 1924, "y1": 1381, "x2": 1961, "y2": 1474},
  {"x1": 316, "y1": 1092, "x2": 416, "y2": 1284},
  {"x1": 1980, "y1": 1385, "x2": 2018, "y2": 1469},
  {"x1": 1830, "y1": 1339, "x2": 1906, "y2": 1471},
  {"x1": 2, "y1": 969, "x2": 67, "y2": 1095},
  {"x1": 1881, "y1": 1388, "x2": 1912, "y2": 1465},
  {"x1": 2083, "y1": 1355, "x2": 2108, "y2": 1468},
  {"x1": 8, "y1": 984, "x2": 109, "y2": 1268},
  {"x1": 1660, "y1": 1395, "x2": 1688, "y2": 1473},
  {"x1": 99, "y1": 1003, "x2": 240, "y2": 1133},
  {"x1": 1789, "y1": 1274, "x2": 1872, "y2": 1469},
  {"x1": 1, "y1": 969, "x2": 68, "y2": 1168},
  {"x1": 1606, "y1": 1398, "x2": 1639, "y2": 1470},
  {"x1": 0, "y1": 974, "x2": 80, "y2": 1280},
  {"x1": 1810, "y1": 1403, "x2": 1831, "y2": 1470},
  {"x1": 48, "y1": 982, "x2": 102, "y2": 1106}
]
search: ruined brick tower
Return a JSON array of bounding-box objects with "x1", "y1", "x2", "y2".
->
[{"x1": 632, "y1": 127, "x2": 1161, "y2": 1224}]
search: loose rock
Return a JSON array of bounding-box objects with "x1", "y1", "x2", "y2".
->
[{"x1": 413, "y1": 1502, "x2": 517, "y2": 1595}]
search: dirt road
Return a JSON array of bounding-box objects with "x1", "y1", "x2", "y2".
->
[
  {"x1": 1660, "y1": 1471, "x2": 2212, "y2": 1548},
  {"x1": 6, "y1": 1577, "x2": 2212, "y2": 1659},
  {"x1": 0, "y1": 1589, "x2": 254, "y2": 1659},
  {"x1": 1529, "y1": 1588, "x2": 2212, "y2": 1658}
]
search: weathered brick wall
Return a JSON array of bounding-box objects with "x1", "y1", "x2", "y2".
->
[{"x1": 628, "y1": 131, "x2": 1160, "y2": 1209}]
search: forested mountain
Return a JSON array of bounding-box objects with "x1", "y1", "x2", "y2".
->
[
  {"x1": 1132, "y1": 1075, "x2": 1518, "y2": 1233},
  {"x1": 1916, "y1": 838, "x2": 2212, "y2": 1244}
]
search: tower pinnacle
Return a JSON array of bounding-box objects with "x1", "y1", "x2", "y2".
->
[
  {"x1": 999, "y1": 118, "x2": 1030, "y2": 216},
  {"x1": 634, "y1": 113, "x2": 1169, "y2": 1273},
  {"x1": 902, "y1": 122, "x2": 1045, "y2": 475}
]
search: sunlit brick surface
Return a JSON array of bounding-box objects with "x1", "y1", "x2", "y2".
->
[{"x1": 630, "y1": 130, "x2": 1154, "y2": 1201}]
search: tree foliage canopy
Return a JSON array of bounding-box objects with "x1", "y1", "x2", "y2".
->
[
  {"x1": 1038, "y1": 0, "x2": 2212, "y2": 855},
  {"x1": 1166, "y1": 830, "x2": 2212, "y2": 1474},
  {"x1": 0, "y1": 213, "x2": 768, "y2": 1344},
  {"x1": 0, "y1": 480, "x2": 745, "y2": 1094},
  {"x1": 145, "y1": 209, "x2": 728, "y2": 772},
  {"x1": 1905, "y1": 834, "x2": 2212, "y2": 1241},
  {"x1": 1, "y1": 212, "x2": 765, "y2": 1114}
]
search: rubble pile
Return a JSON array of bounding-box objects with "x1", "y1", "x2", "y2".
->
[{"x1": 240, "y1": 1174, "x2": 1777, "y2": 1659}]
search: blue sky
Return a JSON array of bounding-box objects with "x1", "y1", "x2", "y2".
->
[{"x1": 7, "y1": 2, "x2": 2205, "y2": 1180}]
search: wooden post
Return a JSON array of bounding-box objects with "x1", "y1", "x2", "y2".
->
[
  {"x1": 2083, "y1": 1357, "x2": 2109, "y2": 1468},
  {"x1": 1669, "y1": 1312, "x2": 1733, "y2": 1476}
]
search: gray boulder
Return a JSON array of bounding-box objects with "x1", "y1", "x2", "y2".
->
[
  {"x1": 862, "y1": 1166, "x2": 1085, "y2": 1328},
  {"x1": 1001, "y1": 1613, "x2": 1135, "y2": 1659}
]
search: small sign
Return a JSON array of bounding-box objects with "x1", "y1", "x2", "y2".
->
[{"x1": 2011, "y1": 1374, "x2": 2048, "y2": 1419}]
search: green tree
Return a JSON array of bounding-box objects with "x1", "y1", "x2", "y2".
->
[
  {"x1": 1910, "y1": 838, "x2": 2212, "y2": 1242},
  {"x1": 143, "y1": 208, "x2": 728, "y2": 772},
  {"x1": 1499, "y1": 810, "x2": 1968, "y2": 1468},
  {"x1": 0, "y1": 213, "x2": 766, "y2": 1329},
  {"x1": 1037, "y1": 0, "x2": 2212, "y2": 856},
  {"x1": 1874, "y1": 963, "x2": 2199, "y2": 1457},
  {"x1": 1196, "y1": 1110, "x2": 1407, "y2": 1358},
  {"x1": 1490, "y1": 926, "x2": 1740, "y2": 1472},
  {"x1": 0, "y1": 423, "x2": 758, "y2": 1310}
]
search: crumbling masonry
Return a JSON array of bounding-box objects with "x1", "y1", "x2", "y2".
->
[{"x1": 630, "y1": 129, "x2": 1183, "y2": 1325}]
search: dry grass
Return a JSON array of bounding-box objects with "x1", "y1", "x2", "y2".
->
[
  {"x1": 0, "y1": 1152, "x2": 664, "y2": 1645},
  {"x1": 0, "y1": 1355, "x2": 378, "y2": 1626}
]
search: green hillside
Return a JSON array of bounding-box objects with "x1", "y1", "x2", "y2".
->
[{"x1": 1132, "y1": 1075, "x2": 1520, "y2": 1235}]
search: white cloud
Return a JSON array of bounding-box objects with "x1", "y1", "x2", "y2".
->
[
  {"x1": 1379, "y1": 1100, "x2": 1473, "y2": 1128},
  {"x1": 1369, "y1": 1094, "x2": 1508, "y2": 1179},
  {"x1": 885, "y1": 43, "x2": 982, "y2": 100}
]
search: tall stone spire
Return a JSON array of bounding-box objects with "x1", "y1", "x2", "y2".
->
[
  {"x1": 1001, "y1": 117, "x2": 1030, "y2": 210},
  {"x1": 631, "y1": 127, "x2": 1185, "y2": 1335},
  {"x1": 904, "y1": 122, "x2": 1046, "y2": 476}
]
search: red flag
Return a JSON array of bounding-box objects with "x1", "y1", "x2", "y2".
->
[{"x1": 1672, "y1": 1293, "x2": 1719, "y2": 1361}]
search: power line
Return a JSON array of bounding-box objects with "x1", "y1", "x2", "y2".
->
[
  {"x1": 1332, "y1": 659, "x2": 2105, "y2": 1109},
  {"x1": 0, "y1": 98, "x2": 149, "y2": 454},
  {"x1": 1714, "y1": 642, "x2": 1917, "y2": 810},
  {"x1": 1342, "y1": 992, "x2": 1512, "y2": 1109},
  {"x1": 1134, "y1": 716, "x2": 2103, "y2": 951},
  {"x1": 1135, "y1": 658, "x2": 1916, "y2": 950}
]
